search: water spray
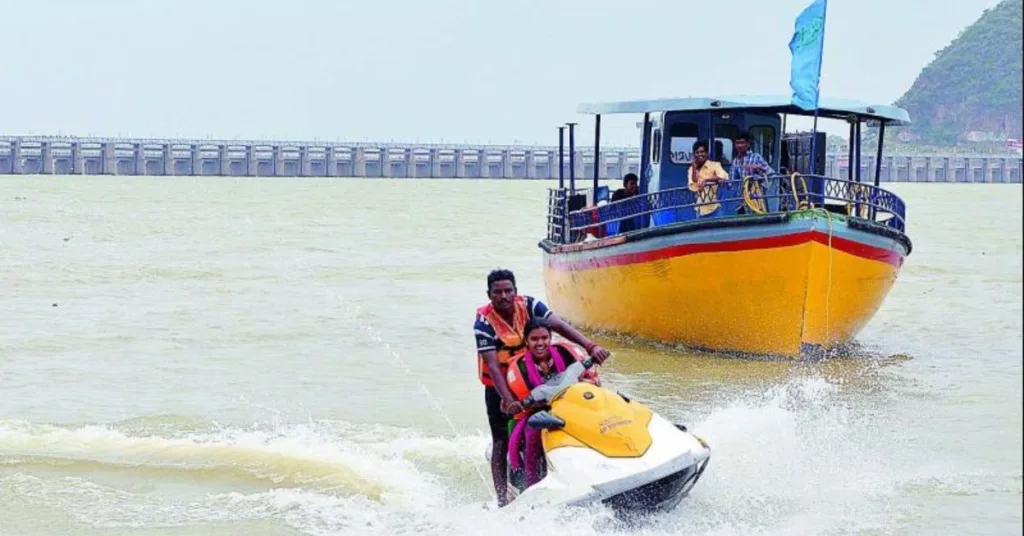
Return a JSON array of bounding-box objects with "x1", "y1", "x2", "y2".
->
[{"x1": 339, "y1": 299, "x2": 495, "y2": 501}]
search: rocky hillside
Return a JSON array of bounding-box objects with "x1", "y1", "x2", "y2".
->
[{"x1": 893, "y1": 0, "x2": 1023, "y2": 146}]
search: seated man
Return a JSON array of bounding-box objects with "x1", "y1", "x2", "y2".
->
[
  {"x1": 688, "y1": 140, "x2": 729, "y2": 217},
  {"x1": 611, "y1": 173, "x2": 639, "y2": 202},
  {"x1": 504, "y1": 317, "x2": 601, "y2": 489},
  {"x1": 610, "y1": 173, "x2": 641, "y2": 233}
]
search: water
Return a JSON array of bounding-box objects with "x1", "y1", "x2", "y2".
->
[{"x1": 1, "y1": 176, "x2": 1021, "y2": 535}]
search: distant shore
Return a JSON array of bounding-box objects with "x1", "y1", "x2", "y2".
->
[{"x1": 2, "y1": 136, "x2": 1021, "y2": 183}]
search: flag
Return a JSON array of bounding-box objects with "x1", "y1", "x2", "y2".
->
[{"x1": 789, "y1": 0, "x2": 828, "y2": 111}]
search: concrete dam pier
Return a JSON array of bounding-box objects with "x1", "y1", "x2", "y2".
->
[{"x1": 1, "y1": 136, "x2": 1021, "y2": 183}]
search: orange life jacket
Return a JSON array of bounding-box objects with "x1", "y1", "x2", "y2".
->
[
  {"x1": 505, "y1": 341, "x2": 589, "y2": 403},
  {"x1": 476, "y1": 296, "x2": 529, "y2": 387}
]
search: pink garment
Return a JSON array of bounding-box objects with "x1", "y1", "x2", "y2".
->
[
  {"x1": 508, "y1": 346, "x2": 570, "y2": 487},
  {"x1": 524, "y1": 425, "x2": 543, "y2": 486},
  {"x1": 508, "y1": 417, "x2": 527, "y2": 472}
]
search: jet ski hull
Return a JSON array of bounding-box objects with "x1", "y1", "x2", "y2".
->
[
  {"x1": 498, "y1": 414, "x2": 711, "y2": 516},
  {"x1": 486, "y1": 363, "x2": 712, "y2": 516},
  {"x1": 601, "y1": 455, "x2": 710, "y2": 515}
]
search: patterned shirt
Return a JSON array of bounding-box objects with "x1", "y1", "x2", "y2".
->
[
  {"x1": 729, "y1": 150, "x2": 775, "y2": 182},
  {"x1": 688, "y1": 161, "x2": 729, "y2": 216}
]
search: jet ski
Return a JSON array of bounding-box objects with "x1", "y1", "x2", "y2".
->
[{"x1": 485, "y1": 358, "x2": 710, "y2": 516}]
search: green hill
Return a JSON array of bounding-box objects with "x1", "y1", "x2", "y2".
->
[{"x1": 893, "y1": 0, "x2": 1023, "y2": 146}]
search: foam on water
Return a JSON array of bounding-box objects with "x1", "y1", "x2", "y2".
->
[
  {"x1": 0, "y1": 419, "x2": 450, "y2": 504},
  {"x1": 4, "y1": 372, "x2": 1014, "y2": 535}
]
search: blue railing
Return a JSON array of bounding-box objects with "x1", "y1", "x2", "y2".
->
[{"x1": 545, "y1": 174, "x2": 907, "y2": 245}]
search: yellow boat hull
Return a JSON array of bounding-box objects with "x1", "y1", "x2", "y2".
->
[{"x1": 540, "y1": 212, "x2": 911, "y2": 357}]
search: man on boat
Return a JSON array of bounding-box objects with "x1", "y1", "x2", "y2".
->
[
  {"x1": 688, "y1": 140, "x2": 729, "y2": 217},
  {"x1": 730, "y1": 134, "x2": 776, "y2": 214},
  {"x1": 729, "y1": 134, "x2": 774, "y2": 182},
  {"x1": 474, "y1": 268, "x2": 610, "y2": 507},
  {"x1": 611, "y1": 173, "x2": 641, "y2": 232},
  {"x1": 611, "y1": 173, "x2": 639, "y2": 201}
]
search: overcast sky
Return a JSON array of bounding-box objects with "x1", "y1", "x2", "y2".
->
[{"x1": 0, "y1": 0, "x2": 1003, "y2": 146}]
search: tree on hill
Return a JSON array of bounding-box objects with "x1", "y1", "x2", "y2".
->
[{"x1": 893, "y1": 0, "x2": 1023, "y2": 146}]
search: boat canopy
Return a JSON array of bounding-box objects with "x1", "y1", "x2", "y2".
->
[{"x1": 577, "y1": 95, "x2": 911, "y2": 126}]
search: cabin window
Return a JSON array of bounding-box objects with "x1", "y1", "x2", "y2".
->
[
  {"x1": 713, "y1": 124, "x2": 740, "y2": 165},
  {"x1": 748, "y1": 126, "x2": 777, "y2": 166},
  {"x1": 651, "y1": 128, "x2": 662, "y2": 164},
  {"x1": 667, "y1": 123, "x2": 699, "y2": 164}
]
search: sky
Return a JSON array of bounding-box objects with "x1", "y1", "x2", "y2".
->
[{"x1": 0, "y1": 0, "x2": 1004, "y2": 147}]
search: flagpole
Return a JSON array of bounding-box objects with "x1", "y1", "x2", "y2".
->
[{"x1": 809, "y1": 0, "x2": 828, "y2": 175}]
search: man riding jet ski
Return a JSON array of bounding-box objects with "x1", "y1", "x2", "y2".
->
[{"x1": 486, "y1": 317, "x2": 711, "y2": 516}]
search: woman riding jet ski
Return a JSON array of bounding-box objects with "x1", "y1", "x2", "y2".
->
[
  {"x1": 504, "y1": 317, "x2": 602, "y2": 490},
  {"x1": 488, "y1": 317, "x2": 712, "y2": 517}
]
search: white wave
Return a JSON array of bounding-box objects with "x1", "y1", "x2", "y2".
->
[{"x1": 1, "y1": 375, "x2": 1011, "y2": 535}]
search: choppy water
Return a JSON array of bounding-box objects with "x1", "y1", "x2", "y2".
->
[{"x1": 1, "y1": 176, "x2": 1021, "y2": 536}]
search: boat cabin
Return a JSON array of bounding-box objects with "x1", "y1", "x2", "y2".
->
[{"x1": 548, "y1": 95, "x2": 911, "y2": 241}]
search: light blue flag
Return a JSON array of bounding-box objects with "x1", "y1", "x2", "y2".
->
[{"x1": 789, "y1": 0, "x2": 828, "y2": 111}]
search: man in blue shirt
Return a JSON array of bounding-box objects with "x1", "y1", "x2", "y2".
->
[{"x1": 729, "y1": 134, "x2": 775, "y2": 182}]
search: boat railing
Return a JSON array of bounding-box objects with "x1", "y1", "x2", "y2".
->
[
  {"x1": 545, "y1": 174, "x2": 907, "y2": 245},
  {"x1": 546, "y1": 187, "x2": 569, "y2": 242}
]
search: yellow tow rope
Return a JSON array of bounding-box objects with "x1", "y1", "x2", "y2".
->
[
  {"x1": 742, "y1": 172, "x2": 814, "y2": 213},
  {"x1": 741, "y1": 176, "x2": 768, "y2": 215},
  {"x1": 790, "y1": 172, "x2": 812, "y2": 210}
]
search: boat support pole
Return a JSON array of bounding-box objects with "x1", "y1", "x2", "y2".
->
[
  {"x1": 593, "y1": 114, "x2": 601, "y2": 193},
  {"x1": 855, "y1": 121, "x2": 863, "y2": 183},
  {"x1": 559, "y1": 126, "x2": 567, "y2": 242},
  {"x1": 558, "y1": 126, "x2": 566, "y2": 189},
  {"x1": 874, "y1": 122, "x2": 886, "y2": 187},
  {"x1": 639, "y1": 113, "x2": 651, "y2": 194},
  {"x1": 569, "y1": 123, "x2": 577, "y2": 194},
  {"x1": 848, "y1": 120, "x2": 855, "y2": 183},
  {"x1": 567, "y1": 122, "x2": 577, "y2": 195},
  {"x1": 854, "y1": 119, "x2": 863, "y2": 217},
  {"x1": 872, "y1": 121, "x2": 886, "y2": 220},
  {"x1": 567, "y1": 122, "x2": 577, "y2": 242}
]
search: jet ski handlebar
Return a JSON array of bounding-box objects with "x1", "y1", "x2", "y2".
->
[{"x1": 521, "y1": 358, "x2": 600, "y2": 407}]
